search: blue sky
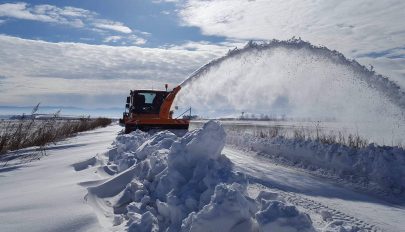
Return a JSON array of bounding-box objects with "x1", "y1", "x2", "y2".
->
[
  {"x1": 0, "y1": 0, "x2": 404, "y2": 117},
  {"x1": 0, "y1": 0, "x2": 225, "y2": 47},
  {"x1": 0, "y1": 0, "x2": 235, "y2": 116}
]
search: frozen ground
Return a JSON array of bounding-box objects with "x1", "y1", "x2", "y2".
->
[{"x1": 0, "y1": 122, "x2": 404, "y2": 232}]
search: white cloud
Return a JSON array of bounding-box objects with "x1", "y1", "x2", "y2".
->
[
  {"x1": 0, "y1": 2, "x2": 138, "y2": 34},
  {"x1": 58, "y1": 6, "x2": 91, "y2": 18},
  {"x1": 161, "y1": 10, "x2": 171, "y2": 15},
  {"x1": 164, "y1": 40, "x2": 244, "y2": 56},
  {"x1": 0, "y1": 2, "x2": 56, "y2": 23},
  {"x1": 131, "y1": 35, "x2": 147, "y2": 45},
  {"x1": 179, "y1": 0, "x2": 405, "y2": 85},
  {"x1": 138, "y1": 31, "x2": 152, "y2": 36},
  {"x1": 0, "y1": 2, "x2": 151, "y2": 46},
  {"x1": 103, "y1": 35, "x2": 147, "y2": 45},
  {"x1": 93, "y1": 20, "x2": 132, "y2": 34},
  {"x1": 0, "y1": 35, "x2": 221, "y2": 107},
  {"x1": 103, "y1": 35, "x2": 123, "y2": 43},
  {"x1": 152, "y1": 0, "x2": 179, "y2": 3}
]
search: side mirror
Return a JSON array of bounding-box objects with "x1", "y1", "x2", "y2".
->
[
  {"x1": 125, "y1": 103, "x2": 129, "y2": 108},
  {"x1": 126, "y1": 96, "x2": 130, "y2": 104}
]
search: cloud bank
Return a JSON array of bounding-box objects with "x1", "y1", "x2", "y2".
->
[
  {"x1": 0, "y1": 35, "x2": 223, "y2": 108},
  {"x1": 179, "y1": 0, "x2": 405, "y2": 87},
  {"x1": 0, "y1": 2, "x2": 152, "y2": 45},
  {"x1": 0, "y1": 2, "x2": 133, "y2": 33}
]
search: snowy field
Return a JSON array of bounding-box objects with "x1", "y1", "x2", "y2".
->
[
  {"x1": 1, "y1": 122, "x2": 404, "y2": 232},
  {"x1": 190, "y1": 120, "x2": 405, "y2": 148},
  {"x1": 0, "y1": 125, "x2": 118, "y2": 232}
]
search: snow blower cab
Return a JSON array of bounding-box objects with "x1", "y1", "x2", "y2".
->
[{"x1": 121, "y1": 85, "x2": 190, "y2": 133}]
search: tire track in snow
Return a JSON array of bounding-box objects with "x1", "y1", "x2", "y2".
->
[
  {"x1": 223, "y1": 147, "x2": 386, "y2": 231},
  {"x1": 279, "y1": 188, "x2": 380, "y2": 231},
  {"x1": 247, "y1": 180, "x2": 381, "y2": 232}
]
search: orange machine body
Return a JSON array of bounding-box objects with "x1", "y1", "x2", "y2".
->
[{"x1": 122, "y1": 86, "x2": 189, "y2": 133}]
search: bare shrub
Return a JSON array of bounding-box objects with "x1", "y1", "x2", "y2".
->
[
  {"x1": 318, "y1": 133, "x2": 337, "y2": 145},
  {"x1": 347, "y1": 134, "x2": 368, "y2": 149},
  {"x1": 268, "y1": 127, "x2": 282, "y2": 138},
  {"x1": 293, "y1": 127, "x2": 307, "y2": 141},
  {"x1": 251, "y1": 125, "x2": 370, "y2": 149},
  {"x1": 0, "y1": 115, "x2": 112, "y2": 155},
  {"x1": 253, "y1": 126, "x2": 284, "y2": 139}
]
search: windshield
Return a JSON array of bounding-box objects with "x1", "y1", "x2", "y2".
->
[
  {"x1": 139, "y1": 92, "x2": 156, "y2": 104},
  {"x1": 131, "y1": 91, "x2": 167, "y2": 114}
]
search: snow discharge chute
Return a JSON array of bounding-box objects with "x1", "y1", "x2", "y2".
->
[{"x1": 176, "y1": 39, "x2": 405, "y2": 141}]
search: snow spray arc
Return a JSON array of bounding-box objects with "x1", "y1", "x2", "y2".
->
[
  {"x1": 176, "y1": 39, "x2": 405, "y2": 142},
  {"x1": 177, "y1": 38, "x2": 405, "y2": 122}
]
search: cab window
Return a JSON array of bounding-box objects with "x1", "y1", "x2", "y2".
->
[{"x1": 139, "y1": 93, "x2": 156, "y2": 104}]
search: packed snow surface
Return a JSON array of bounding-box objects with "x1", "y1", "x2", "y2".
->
[
  {"x1": 223, "y1": 147, "x2": 405, "y2": 232},
  {"x1": 1, "y1": 122, "x2": 404, "y2": 232}
]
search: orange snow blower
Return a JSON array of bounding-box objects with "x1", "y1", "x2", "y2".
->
[{"x1": 121, "y1": 85, "x2": 190, "y2": 133}]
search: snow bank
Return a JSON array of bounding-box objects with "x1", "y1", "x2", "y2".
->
[
  {"x1": 227, "y1": 131, "x2": 405, "y2": 195},
  {"x1": 256, "y1": 201, "x2": 313, "y2": 232},
  {"x1": 87, "y1": 121, "x2": 315, "y2": 231},
  {"x1": 181, "y1": 183, "x2": 257, "y2": 232},
  {"x1": 182, "y1": 184, "x2": 314, "y2": 232}
]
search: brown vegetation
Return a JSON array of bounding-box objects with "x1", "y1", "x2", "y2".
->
[
  {"x1": 0, "y1": 117, "x2": 112, "y2": 155},
  {"x1": 251, "y1": 126, "x2": 369, "y2": 149}
]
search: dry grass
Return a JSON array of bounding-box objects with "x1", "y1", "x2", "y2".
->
[
  {"x1": 0, "y1": 117, "x2": 112, "y2": 155},
  {"x1": 289, "y1": 127, "x2": 368, "y2": 149},
  {"x1": 255, "y1": 126, "x2": 284, "y2": 139},
  {"x1": 243, "y1": 125, "x2": 369, "y2": 149}
]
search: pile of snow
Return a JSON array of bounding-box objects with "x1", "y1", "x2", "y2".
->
[
  {"x1": 255, "y1": 191, "x2": 313, "y2": 232},
  {"x1": 227, "y1": 131, "x2": 405, "y2": 195},
  {"x1": 85, "y1": 121, "x2": 315, "y2": 231}
]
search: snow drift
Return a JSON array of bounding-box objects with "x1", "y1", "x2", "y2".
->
[
  {"x1": 83, "y1": 121, "x2": 315, "y2": 231},
  {"x1": 227, "y1": 130, "x2": 405, "y2": 195},
  {"x1": 176, "y1": 39, "x2": 405, "y2": 142}
]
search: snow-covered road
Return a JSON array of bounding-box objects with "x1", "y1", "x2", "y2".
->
[
  {"x1": 1, "y1": 124, "x2": 404, "y2": 232},
  {"x1": 0, "y1": 125, "x2": 119, "y2": 232},
  {"x1": 223, "y1": 147, "x2": 405, "y2": 232}
]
